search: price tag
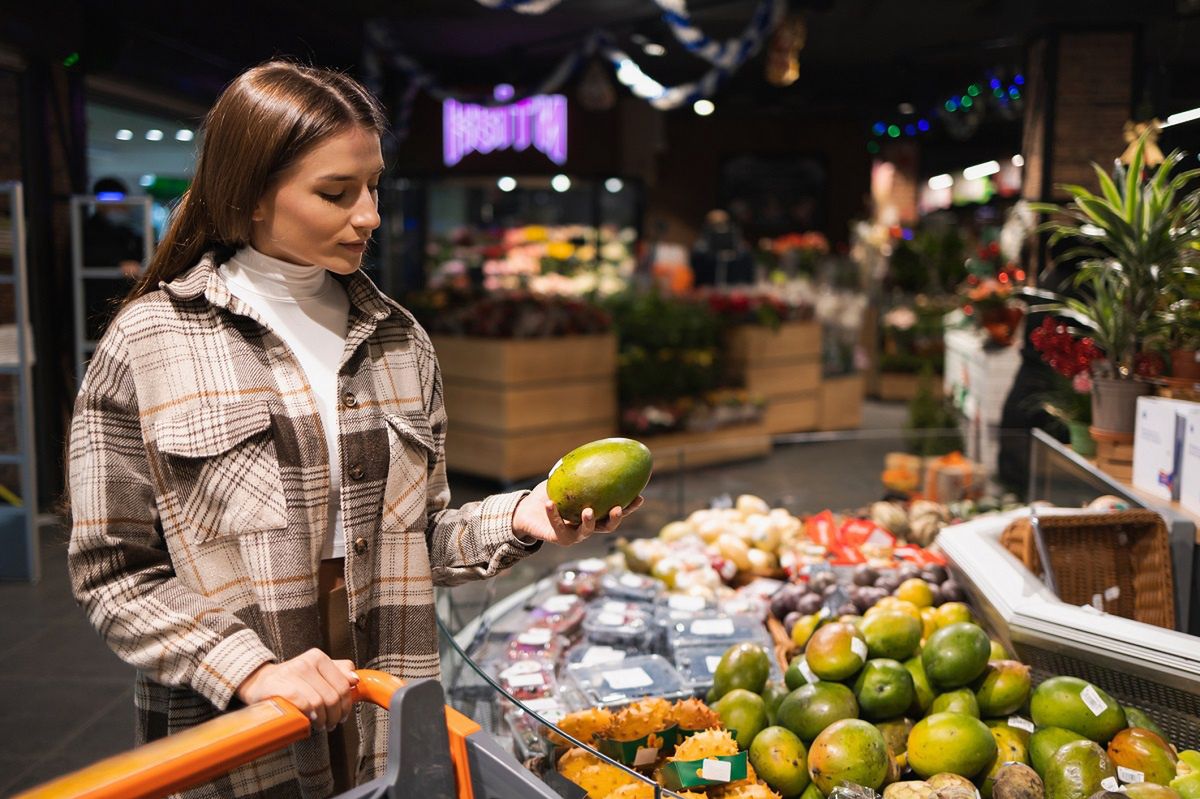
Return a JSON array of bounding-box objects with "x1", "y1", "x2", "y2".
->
[
  {"x1": 576, "y1": 558, "x2": 606, "y2": 572},
  {"x1": 603, "y1": 601, "x2": 630, "y2": 613},
  {"x1": 691, "y1": 618, "x2": 736, "y2": 637},
  {"x1": 1102, "y1": 777, "x2": 1120, "y2": 792},
  {"x1": 580, "y1": 646, "x2": 626, "y2": 667},
  {"x1": 798, "y1": 658, "x2": 819, "y2": 685},
  {"x1": 1080, "y1": 685, "x2": 1109, "y2": 717},
  {"x1": 1105, "y1": 586, "x2": 1121, "y2": 602},
  {"x1": 634, "y1": 746, "x2": 660, "y2": 766},
  {"x1": 603, "y1": 667, "x2": 654, "y2": 690},
  {"x1": 524, "y1": 697, "x2": 565, "y2": 722},
  {"x1": 620, "y1": 573, "x2": 646, "y2": 588},
  {"x1": 505, "y1": 671, "x2": 546, "y2": 689},
  {"x1": 701, "y1": 759, "x2": 733, "y2": 782},
  {"x1": 670, "y1": 595, "x2": 706, "y2": 612},
  {"x1": 1118, "y1": 767, "x2": 1145, "y2": 784},
  {"x1": 1007, "y1": 716, "x2": 1035, "y2": 733},
  {"x1": 850, "y1": 637, "x2": 869, "y2": 661},
  {"x1": 517, "y1": 628, "x2": 552, "y2": 646},
  {"x1": 597, "y1": 612, "x2": 626, "y2": 627},
  {"x1": 541, "y1": 595, "x2": 578, "y2": 613},
  {"x1": 705, "y1": 656, "x2": 723, "y2": 673}
]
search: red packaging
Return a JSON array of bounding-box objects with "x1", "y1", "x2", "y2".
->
[{"x1": 805, "y1": 510, "x2": 838, "y2": 548}]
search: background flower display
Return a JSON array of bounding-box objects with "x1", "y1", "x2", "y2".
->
[
  {"x1": 405, "y1": 288, "x2": 611, "y2": 338},
  {"x1": 757, "y1": 230, "x2": 830, "y2": 279},
  {"x1": 879, "y1": 297, "x2": 953, "y2": 374}
]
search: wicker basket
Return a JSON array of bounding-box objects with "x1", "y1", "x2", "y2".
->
[
  {"x1": 765, "y1": 615, "x2": 797, "y2": 674},
  {"x1": 999, "y1": 511, "x2": 1175, "y2": 629}
]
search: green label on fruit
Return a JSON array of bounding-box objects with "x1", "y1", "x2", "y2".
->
[
  {"x1": 598, "y1": 725, "x2": 681, "y2": 766},
  {"x1": 661, "y1": 752, "x2": 749, "y2": 790}
]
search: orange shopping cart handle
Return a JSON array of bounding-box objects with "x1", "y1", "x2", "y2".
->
[{"x1": 15, "y1": 669, "x2": 408, "y2": 799}]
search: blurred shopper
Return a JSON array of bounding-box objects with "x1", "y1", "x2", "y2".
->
[
  {"x1": 67, "y1": 61, "x2": 641, "y2": 798},
  {"x1": 83, "y1": 177, "x2": 144, "y2": 278},
  {"x1": 691, "y1": 208, "x2": 755, "y2": 286}
]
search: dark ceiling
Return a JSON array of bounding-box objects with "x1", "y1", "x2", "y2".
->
[{"x1": 8, "y1": 0, "x2": 1200, "y2": 123}]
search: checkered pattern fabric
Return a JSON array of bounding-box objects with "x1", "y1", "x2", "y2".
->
[{"x1": 67, "y1": 251, "x2": 538, "y2": 798}]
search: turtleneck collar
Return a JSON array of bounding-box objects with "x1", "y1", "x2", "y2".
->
[{"x1": 223, "y1": 245, "x2": 333, "y2": 301}]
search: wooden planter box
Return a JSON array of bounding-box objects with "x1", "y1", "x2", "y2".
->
[
  {"x1": 432, "y1": 334, "x2": 618, "y2": 483},
  {"x1": 819, "y1": 373, "x2": 865, "y2": 431},
  {"x1": 642, "y1": 421, "x2": 772, "y2": 473},
  {"x1": 727, "y1": 321, "x2": 822, "y2": 434}
]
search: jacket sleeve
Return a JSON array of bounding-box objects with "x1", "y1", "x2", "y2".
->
[
  {"x1": 416, "y1": 334, "x2": 541, "y2": 586},
  {"x1": 67, "y1": 328, "x2": 277, "y2": 711}
]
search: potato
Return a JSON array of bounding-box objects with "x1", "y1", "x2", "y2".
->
[{"x1": 992, "y1": 763, "x2": 1043, "y2": 799}]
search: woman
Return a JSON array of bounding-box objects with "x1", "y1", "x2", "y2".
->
[{"x1": 67, "y1": 61, "x2": 639, "y2": 798}]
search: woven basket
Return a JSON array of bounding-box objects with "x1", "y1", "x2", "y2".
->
[
  {"x1": 999, "y1": 511, "x2": 1175, "y2": 629},
  {"x1": 765, "y1": 615, "x2": 797, "y2": 674}
]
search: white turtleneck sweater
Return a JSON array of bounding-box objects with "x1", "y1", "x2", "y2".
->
[{"x1": 220, "y1": 247, "x2": 350, "y2": 560}]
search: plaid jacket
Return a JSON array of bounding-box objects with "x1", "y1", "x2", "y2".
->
[{"x1": 67, "y1": 251, "x2": 538, "y2": 798}]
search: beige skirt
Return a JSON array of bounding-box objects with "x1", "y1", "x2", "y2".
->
[{"x1": 318, "y1": 557, "x2": 360, "y2": 793}]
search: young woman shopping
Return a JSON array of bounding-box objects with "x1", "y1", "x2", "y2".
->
[{"x1": 67, "y1": 61, "x2": 641, "y2": 798}]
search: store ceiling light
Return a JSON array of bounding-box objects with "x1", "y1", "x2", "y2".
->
[
  {"x1": 962, "y1": 160, "x2": 1000, "y2": 181},
  {"x1": 139, "y1": 173, "x2": 155, "y2": 187},
  {"x1": 115, "y1": 129, "x2": 133, "y2": 141},
  {"x1": 497, "y1": 176, "x2": 517, "y2": 192},
  {"x1": 1163, "y1": 106, "x2": 1200, "y2": 128},
  {"x1": 551, "y1": 174, "x2": 571, "y2": 192},
  {"x1": 643, "y1": 42, "x2": 666, "y2": 57},
  {"x1": 605, "y1": 177, "x2": 624, "y2": 193},
  {"x1": 175, "y1": 129, "x2": 194, "y2": 142},
  {"x1": 145, "y1": 129, "x2": 164, "y2": 141},
  {"x1": 693, "y1": 99, "x2": 715, "y2": 116},
  {"x1": 928, "y1": 174, "x2": 954, "y2": 191},
  {"x1": 1011, "y1": 154, "x2": 1025, "y2": 167}
]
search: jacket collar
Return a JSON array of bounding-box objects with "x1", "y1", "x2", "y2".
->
[{"x1": 162, "y1": 250, "x2": 414, "y2": 325}]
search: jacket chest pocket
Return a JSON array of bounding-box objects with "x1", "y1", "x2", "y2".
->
[
  {"x1": 380, "y1": 412, "x2": 436, "y2": 532},
  {"x1": 153, "y1": 400, "x2": 288, "y2": 544}
]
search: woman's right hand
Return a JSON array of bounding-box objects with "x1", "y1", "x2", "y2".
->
[{"x1": 236, "y1": 648, "x2": 358, "y2": 732}]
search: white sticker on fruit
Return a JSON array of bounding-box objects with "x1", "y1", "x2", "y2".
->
[
  {"x1": 1007, "y1": 716, "x2": 1035, "y2": 733},
  {"x1": 517, "y1": 628, "x2": 552, "y2": 646},
  {"x1": 597, "y1": 612, "x2": 626, "y2": 627},
  {"x1": 603, "y1": 667, "x2": 654, "y2": 690},
  {"x1": 634, "y1": 746, "x2": 659, "y2": 767},
  {"x1": 851, "y1": 637, "x2": 869, "y2": 661},
  {"x1": 799, "y1": 658, "x2": 819, "y2": 684},
  {"x1": 620, "y1": 573, "x2": 645, "y2": 588},
  {"x1": 581, "y1": 646, "x2": 625, "y2": 667},
  {"x1": 505, "y1": 671, "x2": 546, "y2": 689},
  {"x1": 1105, "y1": 585, "x2": 1121, "y2": 602},
  {"x1": 670, "y1": 595, "x2": 706, "y2": 612},
  {"x1": 701, "y1": 758, "x2": 732, "y2": 782},
  {"x1": 1118, "y1": 767, "x2": 1145, "y2": 784},
  {"x1": 1080, "y1": 684, "x2": 1109, "y2": 716},
  {"x1": 1102, "y1": 777, "x2": 1120, "y2": 792},
  {"x1": 691, "y1": 618, "x2": 736, "y2": 637},
  {"x1": 542, "y1": 595, "x2": 578, "y2": 613}
]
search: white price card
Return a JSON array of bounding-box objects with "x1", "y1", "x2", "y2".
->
[
  {"x1": 581, "y1": 646, "x2": 626, "y2": 667},
  {"x1": 1101, "y1": 777, "x2": 1120, "y2": 792},
  {"x1": 603, "y1": 667, "x2": 654, "y2": 691},
  {"x1": 541, "y1": 595, "x2": 578, "y2": 613},
  {"x1": 1007, "y1": 717, "x2": 1035, "y2": 733},
  {"x1": 669, "y1": 595, "x2": 706, "y2": 612},
  {"x1": 603, "y1": 601, "x2": 630, "y2": 613},
  {"x1": 851, "y1": 637, "x2": 869, "y2": 661},
  {"x1": 701, "y1": 759, "x2": 732, "y2": 782},
  {"x1": 620, "y1": 573, "x2": 646, "y2": 588},
  {"x1": 706, "y1": 656, "x2": 723, "y2": 673},
  {"x1": 596, "y1": 612, "x2": 626, "y2": 627},
  {"x1": 1080, "y1": 685, "x2": 1109, "y2": 717},
  {"x1": 577, "y1": 558, "x2": 606, "y2": 572},
  {"x1": 1118, "y1": 767, "x2": 1145, "y2": 784},
  {"x1": 634, "y1": 746, "x2": 660, "y2": 766},
  {"x1": 691, "y1": 618, "x2": 735, "y2": 637},
  {"x1": 523, "y1": 698, "x2": 565, "y2": 722},
  {"x1": 504, "y1": 671, "x2": 546, "y2": 689},
  {"x1": 517, "y1": 628, "x2": 552, "y2": 646}
]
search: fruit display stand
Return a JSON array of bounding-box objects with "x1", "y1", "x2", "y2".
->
[
  {"x1": 727, "y1": 321, "x2": 822, "y2": 434},
  {"x1": 432, "y1": 333, "x2": 618, "y2": 483}
]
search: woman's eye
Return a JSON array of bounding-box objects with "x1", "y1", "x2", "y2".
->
[{"x1": 319, "y1": 192, "x2": 345, "y2": 203}]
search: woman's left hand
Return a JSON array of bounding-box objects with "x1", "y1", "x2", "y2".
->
[{"x1": 512, "y1": 480, "x2": 644, "y2": 546}]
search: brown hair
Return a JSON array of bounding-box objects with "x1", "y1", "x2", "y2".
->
[{"x1": 127, "y1": 60, "x2": 386, "y2": 301}]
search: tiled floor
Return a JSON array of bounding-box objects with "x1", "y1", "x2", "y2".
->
[{"x1": 0, "y1": 402, "x2": 908, "y2": 795}]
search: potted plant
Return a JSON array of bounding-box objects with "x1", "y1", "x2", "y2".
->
[
  {"x1": 1029, "y1": 317, "x2": 1100, "y2": 456},
  {"x1": 1030, "y1": 136, "x2": 1200, "y2": 432}
]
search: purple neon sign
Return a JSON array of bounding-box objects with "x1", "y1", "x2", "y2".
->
[{"x1": 443, "y1": 85, "x2": 568, "y2": 167}]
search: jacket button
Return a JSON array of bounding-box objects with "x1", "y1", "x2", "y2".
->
[
  {"x1": 342, "y1": 391, "x2": 357, "y2": 408},
  {"x1": 353, "y1": 537, "x2": 368, "y2": 555},
  {"x1": 349, "y1": 464, "x2": 364, "y2": 481}
]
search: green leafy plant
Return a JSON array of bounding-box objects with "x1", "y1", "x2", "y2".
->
[
  {"x1": 904, "y1": 365, "x2": 962, "y2": 456},
  {"x1": 1029, "y1": 136, "x2": 1200, "y2": 376}
]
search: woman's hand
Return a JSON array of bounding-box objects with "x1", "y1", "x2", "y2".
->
[
  {"x1": 512, "y1": 480, "x2": 644, "y2": 546},
  {"x1": 236, "y1": 648, "x2": 358, "y2": 732}
]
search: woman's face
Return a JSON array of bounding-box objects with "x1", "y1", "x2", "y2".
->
[{"x1": 250, "y1": 126, "x2": 384, "y2": 274}]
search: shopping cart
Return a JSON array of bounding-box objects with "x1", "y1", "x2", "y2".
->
[{"x1": 14, "y1": 671, "x2": 562, "y2": 799}]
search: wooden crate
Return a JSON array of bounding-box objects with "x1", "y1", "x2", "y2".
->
[
  {"x1": 743, "y1": 360, "x2": 822, "y2": 397},
  {"x1": 728, "y1": 322, "x2": 822, "y2": 434},
  {"x1": 726, "y1": 321, "x2": 820, "y2": 365},
  {"x1": 432, "y1": 334, "x2": 618, "y2": 482},
  {"x1": 819, "y1": 373, "x2": 865, "y2": 430},
  {"x1": 876, "y1": 372, "x2": 936, "y2": 402},
  {"x1": 643, "y1": 422, "x2": 772, "y2": 473},
  {"x1": 1092, "y1": 427, "x2": 1134, "y2": 483},
  {"x1": 764, "y1": 395, "x2": 820, "y2": 435}
]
